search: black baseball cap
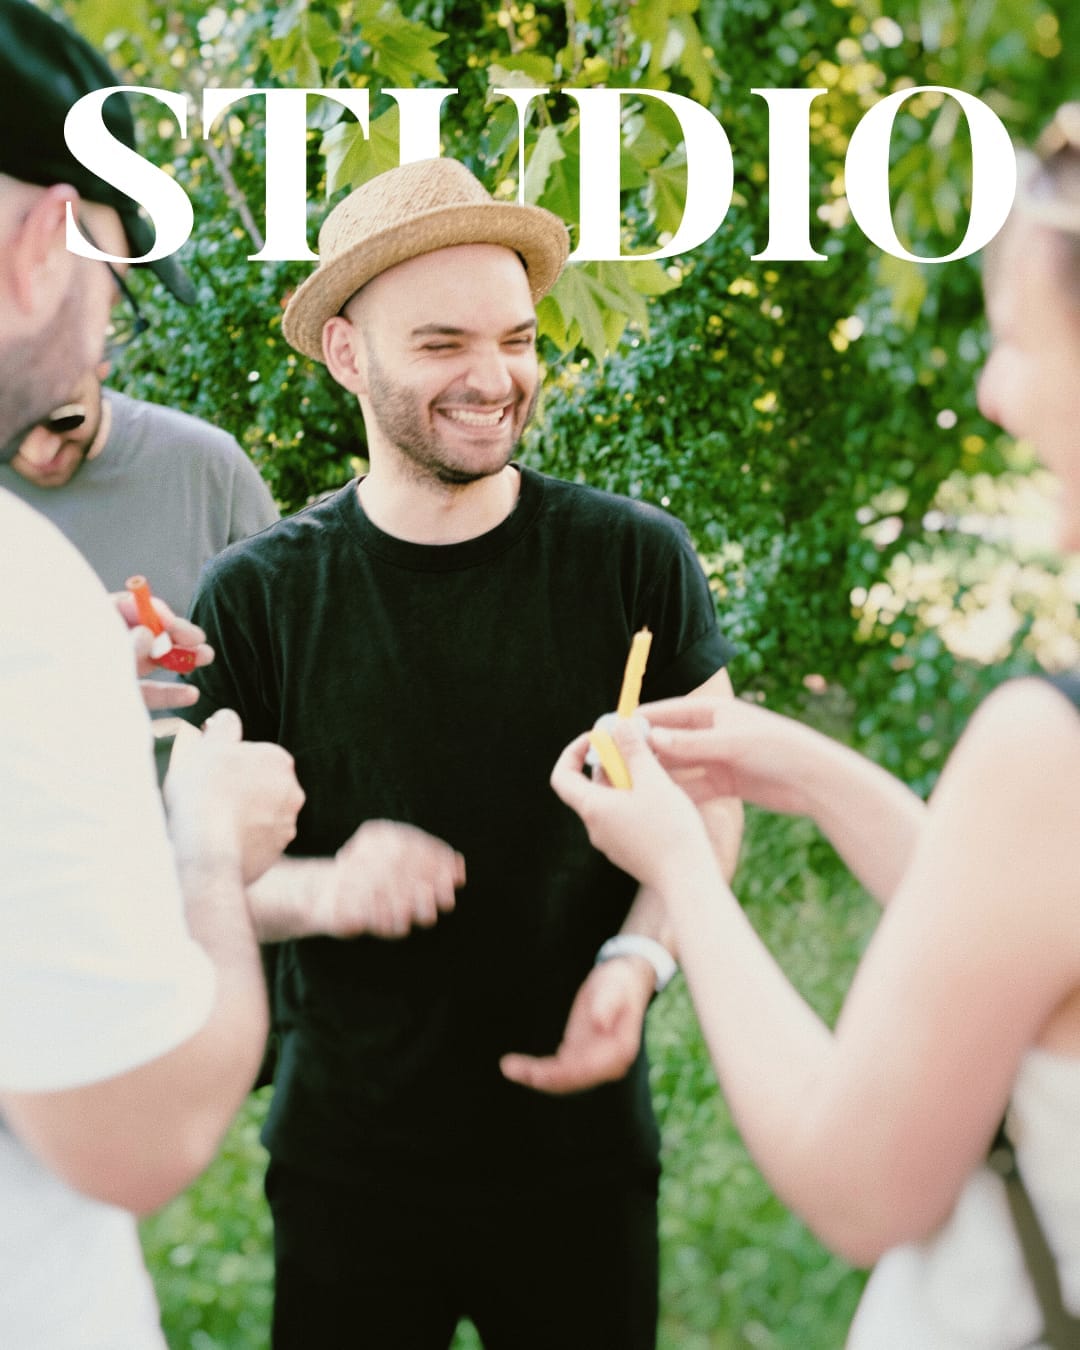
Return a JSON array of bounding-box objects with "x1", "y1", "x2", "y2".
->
[{"x1": 0, "y1": 0, "x2": 195, "y2": 303}]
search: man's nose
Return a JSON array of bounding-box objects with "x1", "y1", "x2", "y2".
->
[{"x1": 462, "y1": 346, "x2": 514, "y2": 400}]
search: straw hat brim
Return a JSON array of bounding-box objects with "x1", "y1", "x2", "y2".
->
[{"x1": 282, "y1": 201, "x2": 570, "y2": 362}]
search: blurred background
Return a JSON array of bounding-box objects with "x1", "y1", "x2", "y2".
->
[{"x1": 41, "y1": 0, "x2": 1080, "y2": 1344}]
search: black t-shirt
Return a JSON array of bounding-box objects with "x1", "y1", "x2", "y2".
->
[{"x1": 186, "y1": 465, "x2": 734, "y2": 1189}]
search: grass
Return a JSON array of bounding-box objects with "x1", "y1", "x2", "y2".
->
[
  {"x1": 651, "y1": 811, "x2": 876, "y2": 1349},
  {"x1": 142, "y1": 807, "x2": 878, "y2": 1349}
]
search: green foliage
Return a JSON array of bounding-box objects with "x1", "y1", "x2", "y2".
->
[
  {"x1": 63, "y1": 0, "x2": 1078, "y2": 706},
  {"x1": 41, "y1": 0, "x2": 1080, "y2": 1339},
  {"x1": 141, "y1": 1094, "x2": 274, "y2": 1349},
  {"x1": 521, "y1": 0, "x2": 1077, "y2": 789},
  {"x1": 113, "y1": 214, "x2": 360, "y2": 511},
  {"x1": 57, "y1": 0, "x2": 1080, "y2": 673},
  {"x1": 525, "y1": 208, "x2": 1045, "y2": 791},
  {"x1": 651, "y1": 805, "x2": 878, "y2": 1350}
]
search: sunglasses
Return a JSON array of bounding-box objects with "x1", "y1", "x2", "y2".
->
[
  {"x1": 41, "y1": 403, "x2": 88, "y2": 435},
  {"x1": 77, "y1": 217, "x2": 151, "y2": 343}
]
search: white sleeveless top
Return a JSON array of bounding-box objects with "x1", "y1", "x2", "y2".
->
[{"x1": 847, "y1": 1047, "x2": 1080, "y2": 1349}]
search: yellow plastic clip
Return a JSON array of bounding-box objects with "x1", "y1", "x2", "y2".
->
[{"x1": 588, "y1": 728, "x2": 633, "y2": 790}]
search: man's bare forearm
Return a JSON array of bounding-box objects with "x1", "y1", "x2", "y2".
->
[{"x1": 246, "y1": 855, "x2": 332, "y2": 942}]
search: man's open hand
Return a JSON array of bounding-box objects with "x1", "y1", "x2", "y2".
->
[{"x1": 499, "y1": 954, "x2": 655, "y2": 1094}]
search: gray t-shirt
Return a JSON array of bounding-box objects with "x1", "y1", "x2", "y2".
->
[{"x1": 0, "y1": 389, "x2": 279, "y2": 618}]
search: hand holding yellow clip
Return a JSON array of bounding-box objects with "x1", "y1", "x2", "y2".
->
[{"x1": 588, "y1": 628, "x2": 652, "y2": 790}]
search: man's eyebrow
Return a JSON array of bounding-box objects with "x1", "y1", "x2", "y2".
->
[{"x1": 409, "y1": 320, "x2": 538, "y2": 339}]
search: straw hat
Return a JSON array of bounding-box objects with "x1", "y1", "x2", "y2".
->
[{"x1": 282, "y1": 158, "x2": 571, "y2": 362}]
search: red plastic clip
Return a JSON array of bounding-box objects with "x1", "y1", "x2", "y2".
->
[{"x1": 125, "y1": 575, "x2": 199, "y2": 674}]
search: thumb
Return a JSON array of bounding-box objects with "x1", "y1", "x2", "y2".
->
[
  {"x1": 610, "y1": 719, "x2": 659, "y2": 777},
  {"x1": 130, "y1": 625, "x2": 155, "y2": 668},
  {"x1": 201, "y1": 707, "x2": 244, "y2": 742}
]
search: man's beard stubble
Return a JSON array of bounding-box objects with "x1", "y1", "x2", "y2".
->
[
  {"x1": 366, "y1": 352, "x2": 537, "y2": 488},
  {"x1": 0, "y1": 270, "x2": 98, "y2": 456}
]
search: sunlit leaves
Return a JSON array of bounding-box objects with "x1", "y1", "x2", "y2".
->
[
  {"x1": 874, "y1": 254, "x2": 928, "y2": 329},
  {"x1": 647, "y1": 147, "x2": 690, "y2": 239},
  {"x1": 246, "y1": 0, "x2": 718, "y2": 363},
  {"x1": 60, "y1": 0, "x2": 1080, "y2": 762},
  {"x1": 522, "y1": 124, "x2": 564, "y2": 203},
  {"x1": 353, "y1": 0, "x2": 448, "y2": 85},
  {"x1": 541, "y1": 263, "x2": 628, "y2": 361},
  {"x1": 267, "y1": 0, "x2": 448, "y2": 87},
  {"x1": 322, "y1": 105, "x2": 401, "y2": 194},
  {"x1": 489, "y1": 51, "x2": 557, "y2": 84},
  {"x1": 666, "y1": 13, "x2": 712, "y2": 105},
  {"x1": 265, "y1": 0, "x2": 335, "y2": 85},
  {"x1": 70, "y1": 0, "x2": 155, "y2": 46}
]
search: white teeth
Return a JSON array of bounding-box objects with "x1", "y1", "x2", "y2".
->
[{"x1": 443, "y1": 408, "x2": 505, "y2": 427}]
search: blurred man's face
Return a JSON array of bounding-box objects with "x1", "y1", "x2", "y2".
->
[
  {"x1": 0, "y1": 190, "x2": 126, "y2": 449},
  {"x1": 11, "y1": 370, "x2": 104, "y2": 487}
]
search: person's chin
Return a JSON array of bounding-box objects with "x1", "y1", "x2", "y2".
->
[
  {"x1": 16, "y1": 456, "x2": 82, "y2": 489},
  {"x1": 438, "y1": 432, "x2": 517, "y2": 476},
  {"x1": 435, "y1": 455, "x2": 512, "y2": 487}
]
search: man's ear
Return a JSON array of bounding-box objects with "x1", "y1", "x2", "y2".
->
[
  {"x1": 7, "y1": 184, "x2": 79, "y2": 316},
  {"x1": 323, "y1": 315, "x2": 368, "y2": 396}
]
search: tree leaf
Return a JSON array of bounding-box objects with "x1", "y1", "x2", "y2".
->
[
  {"x1": 538, "y1": 144, "x2": 582, "y2": 234},
  {"x1": 547, "y1": 266, "x2": 609, "y2": 363},
  {"x1": 670, "y1": 14, "x2": 713, "y2": 103},
  {"x1": 361, "y1": 10, "x2": 448, "y2": 87},
  {"x1": 876, "y1": 254, "x2": 929, "y2": 330},
  {"x1": 306, "y1": 12, "x2": 343, "y2": 69},
  {"x1": 546, "y1": 263, "x2": 641, "y2": 363},
  {"x1": 491, "y1": 52, "x2": 556, "y2": 83},
  {"x1": 646, "y1": 146, "x2": 689, "y2": 239},
  {"x1": 322, "y1": 105, "x2": 399, "y2": 196},
  {"x1": 70, "y1": 0, "x2": 154, "y2": 46},
  {"x1": 525, "y1": 125, "x2": 565, "y2": 203},
  {"x1": 270, "y1": 0, "x2": 307, "y2": 42}
]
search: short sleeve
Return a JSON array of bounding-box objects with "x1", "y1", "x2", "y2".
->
[
  {"x1": 640, "y1": 519, "x2": 736, "y2": 700},
  {"x1": 0, "y1": 495, "x2": 215, "y2": 1091},
  {"x1": 182, "y1": 550, "x2": 275, "y2": 742}
]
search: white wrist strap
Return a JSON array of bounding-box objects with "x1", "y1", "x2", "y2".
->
[{"x1": 595, "y1": 934, "x2": 677, "y2": 993}]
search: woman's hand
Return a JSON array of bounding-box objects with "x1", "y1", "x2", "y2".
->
[
  {"x1": 550, "y1": 723, "x2": 712, "y2": 891},
  {"x1": 645, "y1": 695, "x2": 930, "y2": 905},
  {"x1": 644, "y1": 695, "x2": 831, "y2": 819}
]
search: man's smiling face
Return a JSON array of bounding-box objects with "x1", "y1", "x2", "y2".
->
[{"x1": 346, "y1": 243, "x2": 540, "y2": 487}]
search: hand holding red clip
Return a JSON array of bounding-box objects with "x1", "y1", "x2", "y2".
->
[{"x1": 125, "y1": 575, "x2": 199, "y2": 674}]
